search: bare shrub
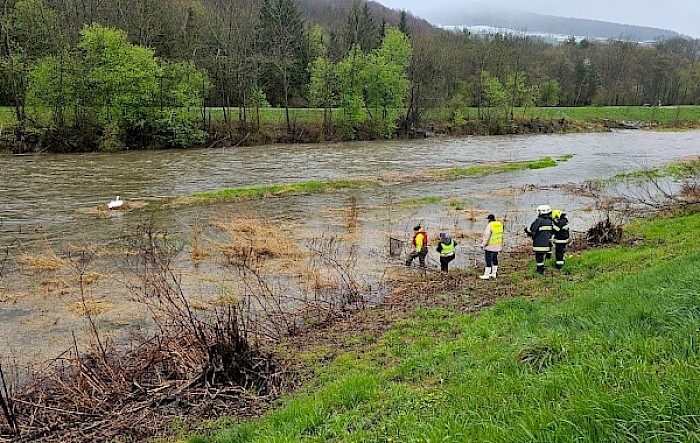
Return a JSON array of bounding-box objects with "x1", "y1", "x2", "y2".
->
[
  {"x1": 211, "y1": 215, "x2": 378, "y2": 339},
  {"x1": 587, "y1": 217, "x2": 623, "y2": 245},
  {"x1": 679, "y1": 182, "x2": 700, "y2": 200},
  {"x1": 347, "y1": 195, "x2": 359, "y2": 230},
  {"x1": 604, "y1": 159, "x2": 700, "y2": 215},
  {"x1": 306, "y1": 235, "x2": 364, "y2": 311},
  {"x1": 190, "y1": 217, "x2": 207, "y2": 263},
  {"x1": 0, "y1": 223, "x2": 282, "y2": 442}
]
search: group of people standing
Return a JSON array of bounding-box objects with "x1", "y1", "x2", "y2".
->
[
  {"x1": 405, "y1": 205, "x2": 570, "y2": 276},
  {"x1": 524, "y1": 204, "x2": 570, "y2": 275},
  {"x1": 405, "y1": 225, "x2": 460, "y2": 272}
]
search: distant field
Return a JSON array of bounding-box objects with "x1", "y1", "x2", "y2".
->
[
  {"x1": 425, "y1": 105, "x2": 700, "y2": 125},
  {"x1": 205, "y1": 107, "x2": 329, "y2": 125},
  {"x1": 536, "y1": 105, "x2": 700, "y2": 124},
  {"x1": 2, "y1": 105, "x2": 700, "y2": 128}
]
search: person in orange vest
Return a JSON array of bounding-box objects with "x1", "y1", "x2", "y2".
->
[
  {"x1": 436, "y1": 232, "x2": 457, "y2": 272},
  {"x1": 479, "y1": 214, "x2": 503, "y2": 279},
  {"x1": 406, "y1": 225, "x2": 428, "y2": 268}
]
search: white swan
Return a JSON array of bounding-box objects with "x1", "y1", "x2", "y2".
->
[{"x1": 108, "y1": 196, "x2": 123, "y2": 209}]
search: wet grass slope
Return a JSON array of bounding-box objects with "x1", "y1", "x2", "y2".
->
[{"x1": 187, "y1": 206, "x2": 700, "y2": 443}]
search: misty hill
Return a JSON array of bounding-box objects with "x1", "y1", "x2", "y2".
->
[
  {"x1": 298, "y1": 0, "x2": 437, "y2": 35},
  {"x1": 422, "y1": 3, "x2": 681, "y2": 42}
]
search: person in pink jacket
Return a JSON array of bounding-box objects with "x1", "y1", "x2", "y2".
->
[{"x1": 479, "y1": 214, "x2": 503, "y2": 279}]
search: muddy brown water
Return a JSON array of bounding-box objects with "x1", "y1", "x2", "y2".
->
[{"x1": 1, "y1": 130, "x2": 699, "y2": 368}]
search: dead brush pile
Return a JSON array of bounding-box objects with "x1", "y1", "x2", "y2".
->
[
  {"x1": 212, "y1": 218, "x2": 304, "y2": 268},
  {"x1": 586, "y1": 217, "x2": 623, "y2": 245},
  {"x1": 0, "y1": 306, "x2": 282, "y2": 442},
  {"x1": 0, "y1": 225, "x2": 285, "y2": 443},
  {"x1": 679, "y1": 182, "x2": 700, "y2": 201}
]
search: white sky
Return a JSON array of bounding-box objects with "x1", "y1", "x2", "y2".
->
[{"x1": 376, "y1": 0, "x2": 700, "y2": 38}]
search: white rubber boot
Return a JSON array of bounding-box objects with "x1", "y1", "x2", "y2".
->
[
  {"x1": 491, "y1": 265, "x2": 498, "y2": 279},
  {"x1": 479, "y1": 267, "x2": 492, "y2": 280}
]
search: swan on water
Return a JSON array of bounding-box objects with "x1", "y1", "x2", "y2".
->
[{"x1": 108, "y1": 196, "x2": 123, "y2": 209}]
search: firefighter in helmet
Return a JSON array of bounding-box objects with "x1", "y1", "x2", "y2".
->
[
  {"x1": 524, "y1": 205, "x2": 554, "y2": 275},
  {"x1": 551, "y1": 209, "x2": 570, "y2": 269}
]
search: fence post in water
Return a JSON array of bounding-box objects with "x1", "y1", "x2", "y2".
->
[{"x1": 389, "y1": 237, "x2": 406, "y2": 258}]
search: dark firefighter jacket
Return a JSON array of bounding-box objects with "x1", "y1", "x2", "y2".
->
[
  {"x1": 526, "y1": 214, "x2": 554, "y2": 252},
  {"x1": 553, "y1": 214, "x2": 570, "y2": 244}
]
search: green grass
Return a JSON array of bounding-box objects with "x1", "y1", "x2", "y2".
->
[
  {"x1": 556, "y1": 153, "x2": 574, "y2": 162},
  {"x1": 5, "y1": 106, "x2": 700, "y2": 131},
  {"x1": 190, "y1": 179, "x2": 376, "y2": 202},
  {"x1": 535, "y1": 105, "x2": 700, "y2": 124},
  {"x1": 608, "y1": 158, "x2": 700, "y2": 184},
  {"x1": 0, "y1": 107, "x2": 15, "y2": 127},
  {"x1": 179, "y1": 158, "x2": 557, "y2": 207},
  {"x1": 189, "y1": 206, "x2": 700, "y2": 442},
  {"x1": 206, "y1": 107, "x2": 331, "y2": 125},
  {"x1": 426, "y1": 157, "x2": 557, "y2": 179},
  {"x1": 424, "y1": 106, "x2": 700, "y2": 127},
  {"x1": 400, "y1": 196, "x2": 442, "y2": 208}
]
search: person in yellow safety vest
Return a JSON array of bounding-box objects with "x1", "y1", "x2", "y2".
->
[
  {"x1": 406, "y1": 225, "x2": 428, "y2": 268},
  {"x1": 436, "y1": 232, "x2": 458, "y2": 272},
  {"x1": 479, "y1": 214, "x2": 503, "y2": 279},
  {"x1": 525, "y1": 204, "x2": 554, "y2": 275},
  {"x1": 551, "y1": 209, "x2": 570, "y2": 269}
]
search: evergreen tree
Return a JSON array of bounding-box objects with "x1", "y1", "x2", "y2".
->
[
  {"x1": 398, "y1": 10, "x2": 410, "y2": 38},
  {"x1": 344, "y1": 2, "x2": 380, "y2": 54}
]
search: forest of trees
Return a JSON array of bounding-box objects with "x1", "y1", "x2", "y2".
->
[{"x1": 2, "y1": 0, "x2": 700, "y2": 152}]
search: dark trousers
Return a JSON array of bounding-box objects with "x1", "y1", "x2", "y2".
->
[
  {"x1": 535, "y1": 251, "x2": 548, "y2": 274},
  {"x1": 555, "y1": 243, "x2": 567, "y2": 268},
  {"x1": 485, "y1": 251, "x2": 499, "y2": 267},
  {"x1": 439, "y1": 254, "x2": 455, "y2": 272},
  {"x1": 406, "y1": 247, "x2": 428, "y2": 267}
]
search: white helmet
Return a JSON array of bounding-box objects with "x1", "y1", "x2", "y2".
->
[{"x1": 537, "y1": 204, "x2": 552, "y2": 215}]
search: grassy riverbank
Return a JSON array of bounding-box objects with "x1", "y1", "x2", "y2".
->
[
  {"x1": 4, "y1": 106, "x2": 699, "y2": 129},
  {"x1": 185, "y1": 205, "x2": 700, "y2": 442},
  {"x1": 3, "y1": 106, "x2": 700, "y2": 152}
]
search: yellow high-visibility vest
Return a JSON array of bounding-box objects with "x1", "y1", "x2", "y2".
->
[
  {"x1": 439, "y1": 240, "x2": 456, "y2": 257},
  {"x1": 487, "y1": 221, "x2": 503, "y2": 246}
]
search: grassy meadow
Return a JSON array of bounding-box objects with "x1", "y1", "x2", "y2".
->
[
  {"x1": 3, "y1": 105, "x2": 700, "y2": 133},
  {"x1": 425, "y1": 105, "x2": 700, "y2": 127},
  {"x1": 185, "y1": 205, "x2": 700, "y2": 442},
  {"x1": 536, "y1": 105, "x2": 700, "y2": 125}
]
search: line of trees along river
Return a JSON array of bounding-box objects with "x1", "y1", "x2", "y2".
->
[{"x1": 2, "y1": 0, "x2": 700, "y2": 153}]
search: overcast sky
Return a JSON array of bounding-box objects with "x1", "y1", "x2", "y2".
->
[{"x1": 375, "y1": 0, "x2": 700, "y2": 38}]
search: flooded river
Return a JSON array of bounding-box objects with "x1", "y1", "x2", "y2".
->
[{"x1": 1, "y1": 130, "x2": 699, "y2": 367}]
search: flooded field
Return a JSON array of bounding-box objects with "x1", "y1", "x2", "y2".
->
[{"x1": 1, "y1": 130, "x2": 699, "y2": 367}]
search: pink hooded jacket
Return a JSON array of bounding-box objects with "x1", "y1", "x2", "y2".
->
[{"x1": 481, "y1": 222, "x2": 503, "y2": 252}]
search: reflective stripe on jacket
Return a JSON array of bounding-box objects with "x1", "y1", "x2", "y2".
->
[
  {"x1": 553, "y1": 215, "x2": 570, "y2": 244},
  {"x1": 526, "y1": 215, "x2": 553, "y2": 252}
]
